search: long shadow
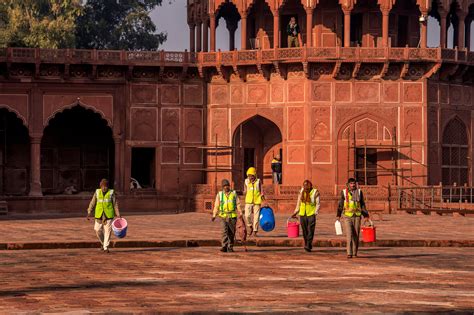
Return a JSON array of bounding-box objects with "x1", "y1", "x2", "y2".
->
[{"x1": 357, "y1": 253, "x2": 438, "y2": 259}]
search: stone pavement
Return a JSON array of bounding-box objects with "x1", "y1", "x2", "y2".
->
[
  {"x1": 0, "y1": 247, "x2": 473, "y2": 313},
  {"x1": 0, "y1": 213, "x2": 473, "y2": 250}
]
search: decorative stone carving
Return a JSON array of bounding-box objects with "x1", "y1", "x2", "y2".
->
[
  {"x1": 403, "y1": 82, "x2": 423, "y2": 103},
  {"x1": 97, "y1": 66, "x2": 123, "y2": 78},
  {"x1": 383, "y1": 82, "x2": 399, "y2": 103},
  {"x1": 184, "y1": 148, "x2": 202, "y2": 164},
  {"x1": 183, "y1": 109, "x2": 203, "y2": 143},
  {"x1": 428, "y1": 108, "x2": 438, "y2": 143},
  {"x1": 439, "y1": 84, "x2": 449, "y2": 103},
  {"x1": 9, "y1": 64, "x2": 33, "y2": 77},
  {"x1": 39, "y1": 64, "x2": 61, "y2": 78},
  {"x1": 334, "y1": 82, "x2": 351, "y2": 102},
  {"x1": 287, "y1": 145, "x2": 305, "y2": 163},
  {"x1": 357, "y1": 64, "x2": 381, "y2": 80},
  {"x1": 449, "y1": 85, "x2": 463, "y2": 105},
  {"x1": 355, "y1": 83, "x2": 379, "y2": 103},
  {"x1": 311, "y1": 82, "x2": 331, "y2": 102},
  {"x1": 210, "y1": 109, "x2": 228, "y2": 143},
  {"x1": 355, "y1": 118, "x2": 378, "y2": 140},
  {"x1": 288, "y1": 82, "x2": 305, "y2": 102},
  {"x1": 0, "y1": 94, "x2": 29, "y2": 126},
  {"x1": 184, "y1": 84, "x2": 203, "y2": 105},
  {"x1": 210, "y1": 85, "x2": 228, "y2": 105},
  {"x1": 161, "y1": 108, "x2": 180, "y2": 142},
  {"x1": 463, "y1": 86, "x2": 472, "y2": 106},
  {"x1": 132, "y1": 67, "x2": 156, "y2": 79},
  {"x1": 131, "y1": 108, "x2": 157, "y2": 141},
  {"x1": 428, "y1": 83, "x2": 438, "y2": 103},
  {"x1": 288, "y1": 107, "x2": 304, "y2": 141},
  {"x1": 312, "y1": 64, "x2": 332, "y2": 80},
  {"x1": 342, "y1": 126, "x2": 351, "y2": 140},
  {"x1": 257, "y1": 107, "x2": 284, "y2": 132},
  {"x1": 247, "y1": 84, "x2": 267, "y2": 104},
  {"x1": 403, "y1": 107, "x2": 422, "y2": 142},
  {"x1": 69, "y1": 65, "x2": 89, "y2": 78},
  {"x1": 337, "y1": 64, "x2": 352, "y2": 80},
  {"x1": 311, "y1": 107, "x2": 331, "y2": 141},
  {"x1": 161, "y1": 85, "x2": 180, "y2": 104},
  {"x1": 270, "y1": 83, "x2": 285, "y2": 103},
  {"x1": 162, "y1": 146, "x2": 179, "y2": 164},
  {"x1": 131, "y1": 84, "x2": 157, "y2": 104},
  {"x1": 429, "y1": 144, "x2": 438, "y2": 165},
  {"x1": 383, "y1": 127, "x2": 392, "y2": 141},
  {"x1": 312, "y1": 145, "x2": 331, "y2": 164},
  {"x1": 287, "y1": 64, "x2": 305, "y2": 78},
  {"x1": 230, "y1": 85, "x2": 243, "y2": 104}
]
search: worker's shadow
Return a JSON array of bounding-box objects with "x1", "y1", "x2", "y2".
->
[
  {"x1": 112, "y1": 247, "x2": 181, "y2": 253},
  {"x1": 355, "y1": 253, "x2": 438, "y2": 259}
]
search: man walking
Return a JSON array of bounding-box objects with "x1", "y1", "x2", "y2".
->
[
  {"x1": 87, "y1": 179, "x2": 120, "y2": 253},
  {"x1": 212, "y1": 179, "x2": 242, "y2": 252},
  {"x1": 336, "y1": 178, "x2": 369, "y2": 258},
  {"x1": 243, "y1": 167, "x2": 264, "y2": 237},
  {"x1": 271, "y1": 155, "x2": 282, "y2": 184},
  {"x1": 287, "y1": 16, "x2": 300, "y2": 47}
]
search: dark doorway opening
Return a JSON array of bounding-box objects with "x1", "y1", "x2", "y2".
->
[
  {"x1": 350, "y1": 13, "x2": 363, "y2": 46},
  {"x1": 131, "y1": 148, "x2": 155, "y2": 188},
  {"x1": 356, "y1": 148, "x2": 377, "y2": 185},
  {"x1": 243, "y1": 148, "x2": 255, "y2": 181},
  {"x1": 397, "y1": 15, "x2": 409, "y2": 46},
  {"x1": 41, "y1": 106, "x2": 114, "y2": 194}
]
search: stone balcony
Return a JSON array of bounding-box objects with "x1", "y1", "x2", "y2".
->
[{"x1": 0, "y1": 47, "x2": 473, "y2": 81}]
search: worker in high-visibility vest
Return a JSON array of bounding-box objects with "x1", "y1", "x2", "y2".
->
[
  {"x1": 87, "y1": 179, "x2": 121, "y2": 253},
  {"x1": 336, "y1": 178, "x2": 369, "y2": 258},
  {"x1": 212, "y1": 179, "x2": 242, "y2": 252},
  {"x1": 243, "y1": 167, "x2": 265, "y2": 237},
  {"x1": 292, "y1": 180, "x2": 320, "y2": 252}
]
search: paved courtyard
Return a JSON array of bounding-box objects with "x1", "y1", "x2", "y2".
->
[{"x1": 0, "y1": 247, "x2": 473, "y2": 313}]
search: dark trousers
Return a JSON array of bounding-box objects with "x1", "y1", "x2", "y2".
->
[
  {"x1": 343, "y1": 216, "x2": 361, "y2": 256},
  {"x1": 300, "y1": 215, "x2": 316, "y2": 250},
  {"x1": 221, "y1": 217, "x2": 237, "y2": 250}
]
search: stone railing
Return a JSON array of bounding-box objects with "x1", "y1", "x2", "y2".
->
[{"x1": 2, "y1": 47, "x2": 473, "y2": 67}]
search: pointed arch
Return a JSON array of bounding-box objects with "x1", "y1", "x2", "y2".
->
[
  {"x1": 441, "y1": 116, "x2": 470, "y2": 185},
  {"x1": 44, "y1": 100, "x2": 112, "y2": 129},
  {"x1": 0, "y1": 104, "x2": 28, "y2": 128}
]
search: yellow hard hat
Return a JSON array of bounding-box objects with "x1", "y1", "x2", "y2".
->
[{"x1": 246, "y1": 167, "x2": 256, "y2": 176}]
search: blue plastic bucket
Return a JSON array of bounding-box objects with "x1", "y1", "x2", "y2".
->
[
  {"x1": 259, "y1": 206, "x2": 275, "y2": 232},
  {"x1": 112, "y1": 218, "x2": 128, "y2": 239}
]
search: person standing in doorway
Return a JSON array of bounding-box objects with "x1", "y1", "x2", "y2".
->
[
  {"x1": 336, "y1": 178, "x2": 370, "y2": 258},
  {"x1": 292, "y1": 180, "x2": 320, "y2": 252},
  {"x1": 271, "y1": 155, "x2": 282, "y2": 184},
  {"x1": 212, "y1": 179, "x2": 243, "y2": 252},
  {"x1": 243, "y1": 167, "x2": 265, "y2": 237},
  {"x1": 287, "y1": 16, "x2": 300, "y2": 47},
  {"x1": 87, "y1": 179, "x2": 121, "y2": 253}
]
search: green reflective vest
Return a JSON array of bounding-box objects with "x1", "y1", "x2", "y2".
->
[
  {"x1": 219, "y1": 190, "x2": 237, "y2": 218},
  {"x1": 299, "y1": 188, "x2": 318, "y2": 217},
  {"x1": 245, "y1": 178, "x2": 262, "y2": 205},
  {"x1": 343, "y1": 188, "x2": 362, "y2": 217},
  {"x1": 95, "y1": 189, "x2": 115, "y2": 219}
]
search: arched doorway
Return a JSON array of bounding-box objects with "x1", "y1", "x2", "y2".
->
[
  {"x1": 0, "y1": 108, "x2": 30, "y2": 195},
  {"x1": 442, "y1": 118, "x2": 469, "y2": 185},
  {"x1": 41, "y1": 106, "x2": 114, "y2": 194},
  {"x1": 232, "y1": 115, "x2": 282, "y2": 189},
  {"x1": 215, "y1": 1, "x2": 241, "y2": 51}
]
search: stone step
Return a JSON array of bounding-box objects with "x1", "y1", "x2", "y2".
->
[{"x1": 0, "y1": 201, "x2": 7, "y2": 215}]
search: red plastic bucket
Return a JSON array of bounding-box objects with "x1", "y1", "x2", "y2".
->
[
  {"x1": 361, "y1": 226, "x2": 376, "y2": 242},
  {"x1": 287, "y1": 218, "x2": 300, "y2": 238}
]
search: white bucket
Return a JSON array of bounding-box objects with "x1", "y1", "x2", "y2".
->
[{"x1": 335, "y1": 220, "x2": 343, "y2": 235}]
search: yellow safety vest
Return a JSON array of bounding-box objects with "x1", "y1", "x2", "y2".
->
[
  {"x1": 245, "y1": 178, "x2": 262, "y2": 205},
  {"x1": 343, "y1": 188, "x2": 362, "y2": 217},
  {"x1": 95, "y1": 189, "x2": 115, "y2": 219},
  {"x1": 298, "y1": 188, "x2": 318, "y2": 217},
  {"x1": 218, "y1": 190, "x2": 237, "y2": 218}
]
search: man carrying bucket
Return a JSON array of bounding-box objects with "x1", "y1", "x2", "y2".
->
[
  {"x1": 292, "y1": 180, "x2": 320, "y2": 252},
  {"x1": 212, "y1": 179, "x2": 242, "y2": 252},
  {"x1": 243, "y1": 167, "x2": 265, "y2": 237},
  {"x1": 87, "y1": 179, "x2": 121, "y2": 253},
  {"x1": 336, "y1": 178, "x2": 369, "y2": 258}
]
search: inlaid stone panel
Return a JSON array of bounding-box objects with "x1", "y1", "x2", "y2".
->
[
  {"x1": 288, "y1": 82, "x2": 305, "y2": 102},
  {"x1": 287, "y1": 145, "x2": 305, "y2": 164},
  {"x1": 312, "y1": 145, "x2": 331, "y2": 164},
  {"x1": 383, "y1": 83, "x2": 399, "y2": 103},
  {"x1": 403, "y1": 107, "x2": 423, "y2": 142},
  {"x1": 131, "y1": 84, "x2": 157, "y2": 104},
  {"x1": 183, "y1": 84, "x2": 203, "y2": 105},
  {"x1": 403, "y1": 82, "x2": 423, "y2": 103},
  {"x1": 311, "y1": 107, "x2": 331, "y2": 141},
  {"x1": 131, "y1": 108, "x2": 157, "y2": 141},
  {"x1": 246, "y1": 84, "x2": 268, "y2": 104},
  {"x1": 334, "y1": 83, "x2": 351, "y2": 103},
  {"x1": 311, "y1": 82, "x2": 331, "y2": 102},
  {"x1": 287, "y1": 107, "x2": 305, "y2": 141},
  {"x1": 183, "y1": 109, "x2": 203, "y2": 143},
  {"x1": 230, "y1": 85, "x2": 243, "y2": 104},
  {"x1": 161, "y1": 85, "x2": 180, "y2": 105},
  {"x1": 161, "y1": 108, "x2": 180, "y2": 142},
  {"x1": 355, "y1": 83, "x2": 379, "y2": 103},
  {"x1": 210, "y1": 85, "x2": 229, "y2": 105}
]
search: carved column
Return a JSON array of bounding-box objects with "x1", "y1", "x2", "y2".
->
[
  {"x1": 227, "y1": 19, "x2": 238, "y2": 51},
  {"x1": 189, "y1": 24, "x2": 196, "y2": 52},
  {"x1": 210, "y1": 14, "x2": 216, "y2": 51},
  {"x1": 273, "y1": 10, "x2": 280, "y2": 48},
  {"x1": 203, "y1": 18, "x2": 209, "y2": 52},
  {"x1": 29, "y1": 133, "x2": 42, "y2": 197},
  {"x1": 457, "y1": 12, "x2": 466, "y2": 49},
  {"x1": 419, "y1": 10, "x2": 428, "y2": 48},
  {"x1": 241, "y1": 12, "x2": 248, "y2": 50},
  {"x1": 196, "y1": 21, "x2": 202, "y2": 52},
  {"x1": 381, "y1": 9, "x2": 390, "y2": 47},
  {"x1": 306, "y1": 7, "x2": 314, "y2": 47},
  {"x1": 113, "y1": 136, "x2": 121, "y2": 192},
  {"x1": 466, "y1": 17, "x2": 472, "y2": 50},
  {"x1": 440, "y1": 10, "x2": 448, "y2": 48},
  {"x1": 343, "y1": 9, "x2": 351, "y2": 47}
]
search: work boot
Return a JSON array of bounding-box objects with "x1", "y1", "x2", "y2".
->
[
  {"x1": 304, "y1": 248, "x2": 311, "y2": 253},
  {"x1": 104, "y1": 248, "x2": 110, "y2": 253},
  {"x1": 227, "y1": 247, "x2": 234, "y2": 252},
  {"x1": 220, "y1": 247, "x2": 227, "y2": 252}
]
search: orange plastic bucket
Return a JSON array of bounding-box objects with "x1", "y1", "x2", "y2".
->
[
  {"x1": 361, "y1": 226, "x2": 376, "y2": 242},
  {"x1": 287, "y1": 218, "x2": 300, "y2": 238}
]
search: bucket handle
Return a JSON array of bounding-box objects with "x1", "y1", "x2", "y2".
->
[
  {"x1": 287, "y1": 217, "x2": 299, "y2": 226},
  {"x1": 362, "y1": 218, "x2": 374, "y2": 227}
]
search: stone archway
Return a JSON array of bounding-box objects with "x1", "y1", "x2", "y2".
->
[
  {"x1": 41, "y1": 105, "x2": 114, "y2": 194},
  {"x1": 0, "y1": 108, "x2": 30, "y2": 195},
  {"x1": 232, "y1": 115, "x2": 282, "y2": 189}
]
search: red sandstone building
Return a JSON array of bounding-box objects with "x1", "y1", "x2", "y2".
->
[{"x1": 0, "y1": 0, "x2": 473, "y2": 213}]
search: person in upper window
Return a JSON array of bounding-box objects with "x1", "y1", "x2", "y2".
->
[{"x1": 287, "y1": 17, "x2": 300, "y2": 48}]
